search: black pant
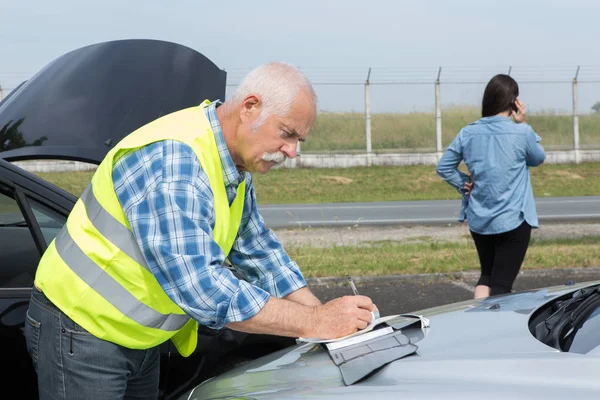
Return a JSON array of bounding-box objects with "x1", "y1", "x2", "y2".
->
[{"x1": 470, "y1": 221, "x2": 532, "y2": 296}]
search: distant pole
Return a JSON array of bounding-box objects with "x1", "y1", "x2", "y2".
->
[
  {"x1": 507, "y1": 66, "x2": 512, "y2": 76},
  {"x1": 572, "y1": 65, "x2": 581, "y2": 164},
  {"x1": 435, "y1": 67, "x2": 442, "y2": 159},
  {"x1": 365, "y1": 67, "x2": 372, "y2": 166}
]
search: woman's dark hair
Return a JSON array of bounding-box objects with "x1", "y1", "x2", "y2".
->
[{"x1": 481, "y1": 74, "x2": 519, "y2": 117}]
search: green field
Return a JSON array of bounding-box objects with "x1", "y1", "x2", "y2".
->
[
  {"x1": 305, "y1": 108, "x2": 600, "y2": 152},
  {"x1": 30, "y1": 163, "x2": 600, "y2": 276},
  {"x1": 250, "y1": 163, "x2": 600, "y2": 204},
  {"x1": 37, "y1": 162, "x2": 600, "y2": 204},
  {"x1": 289, "y1": 236, "x2": 600, "y2": 278}
]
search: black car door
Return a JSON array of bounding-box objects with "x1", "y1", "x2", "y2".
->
[
  {"x1": 0, "y1": 161, "x2": 72, "y2": 399},
  {"x1": 0, "y1": 160, "x2": 295, "y2": 400}
]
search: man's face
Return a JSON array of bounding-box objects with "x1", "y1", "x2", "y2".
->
[{"x1": 236, "y1": 90, "x2": 315, "y2": 174}]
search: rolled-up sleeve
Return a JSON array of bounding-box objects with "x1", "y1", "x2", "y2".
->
[
  {"x1": 228, "y1": 176, "x2": 308, "y2": 298},
  {"x1": 436, "y1": 132, "x2": 471, "y2": 192},
  {"x1": 114, "y1": 141, "x2": 270, "y2": 330}
]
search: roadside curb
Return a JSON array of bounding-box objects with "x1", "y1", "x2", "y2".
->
[{"x1": 306, "y1": 266, "x2": 600, "y2": 287}]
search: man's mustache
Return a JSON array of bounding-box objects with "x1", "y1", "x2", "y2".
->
[{"x1": 262, "y1": 152, "x2": 286, "y2": 164}]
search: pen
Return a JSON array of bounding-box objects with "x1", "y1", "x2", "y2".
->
[{"x1": 347, "y1": 276, "x2": 359, "y2": 296}]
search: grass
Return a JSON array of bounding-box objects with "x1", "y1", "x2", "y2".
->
[
  {"x1": 251, "y1": 163, "x2": 600, "y2": 204},
  {"x1": 28, "y1": 119, "x2": 599, "y2": 279},
  {"x1": 40, "y1": 170, "x2": 95, "y2": 197},
  {"x1": 35, "y1": 162, "x2": 600, "y2": 203},
  {"x1": 306, "y1": 107, "x2": 600, "y2": 152},
  {"x1": 288, "y1": 236, "x2": 600, "y2": 278}
]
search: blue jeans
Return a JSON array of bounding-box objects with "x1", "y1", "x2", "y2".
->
[{"x1": 24, "y1": 287, "x2": 160, "y2": 400}]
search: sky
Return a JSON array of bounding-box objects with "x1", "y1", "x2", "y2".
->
[{"x1": 2, "y1": 0, "x2": 600, "y2": 113}]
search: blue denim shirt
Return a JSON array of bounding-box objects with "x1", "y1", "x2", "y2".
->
[{"x1": 436, "y1": 116, "x2": 546, "y2": 234}]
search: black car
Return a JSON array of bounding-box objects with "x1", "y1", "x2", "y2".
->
[{"x1": 0, "y1": 39, "x2": 294, "y2": 399}]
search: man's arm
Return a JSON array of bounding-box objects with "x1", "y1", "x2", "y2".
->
[
  {"x1": 227, "y1": 176, "x2": 312, "y2": 300},
  {"x1": 284, "y1": 286, "x2": 322, "y2": 307},
  {"x1": 227, "y1": 295, "x2": 372, "y2": 339},
  {"x1": 114, "y1": 141, "x2": 371, "y2": 339},
  {"x1": 114, "y1": 141, "x2": 271, "y2": 330}
]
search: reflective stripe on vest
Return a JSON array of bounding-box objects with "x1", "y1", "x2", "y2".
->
[
  {"x1": 34, "y1": 102, "x2": 245, "y2": 356},
  {"x1": 54, "y1": 185, "x2": 189, "y2": 331}
]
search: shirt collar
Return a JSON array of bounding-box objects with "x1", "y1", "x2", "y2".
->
[
  {"x1": 203, "y1": 100, "x2": 245, "y2": 186},
  {"x1": 477, "y1": 115, "x2": 512, "y2": 124}
]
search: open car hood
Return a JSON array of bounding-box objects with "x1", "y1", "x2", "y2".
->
[{"x1": 0, "y1": 39, "x2": 226, "y2": 164}]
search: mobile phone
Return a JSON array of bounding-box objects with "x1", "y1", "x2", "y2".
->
[{"x1": 510, "y1": 97, "x2": 519, "y2": 112}]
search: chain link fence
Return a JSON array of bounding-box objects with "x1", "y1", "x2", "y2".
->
[{"x1": 225, "y1": 66, "x2": 600, "y2": 157}]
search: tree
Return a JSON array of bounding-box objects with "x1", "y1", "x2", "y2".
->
[
  {"x1": 592, "y1": 101, "x2": 600, "y2": 114},
  {"x1": 0, "y1": 118, "x2": 48, "y2": 151},
  {"x1": 1, "y1": 119, "x2": 27, "y2": 150}
]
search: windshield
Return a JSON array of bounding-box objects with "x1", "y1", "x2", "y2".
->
[
  {"x1": 530, "y1": 284, "x2": 600, "y2": 354},
  {"x1": 0, "y1": 193, "x2": 25, "y2": 226}
]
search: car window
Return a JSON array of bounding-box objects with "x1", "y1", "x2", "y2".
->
[
  {"x1": 29, "y1": 198, "x2": 67, "y2": 245},
  {"x1": 0, "y1": 186, "x2": 66, "y2": 288},
  {"x1": 0, "y1": 190, "x2": 39, "y2": 288},
  {"x1": 0, "y1": 192, "x2": 25, "y2": 226}
]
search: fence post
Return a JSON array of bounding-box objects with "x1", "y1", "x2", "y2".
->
[
  {"x1": 572, "y1": 65, "x2": 580, "y2": 164},
  {"x1": 365, "y1": 67, "x2": 372, "y2": 166},
  {"x1": 435, "y1": 67, "x2": 442, "y2": 159}
]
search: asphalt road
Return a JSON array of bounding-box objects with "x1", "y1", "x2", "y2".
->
[
  {"x1": 259, "y1": 196, "x2": 600, "y2": 229},
  {"x1": 308, "y1": 267, "x2": 600, "y2": 316}
]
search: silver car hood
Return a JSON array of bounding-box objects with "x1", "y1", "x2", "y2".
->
[{"x1": 185, "y1": 281, "x2": 600, "y2": 399}]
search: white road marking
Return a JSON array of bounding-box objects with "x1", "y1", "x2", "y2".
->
[
  {"x1": 261, "y1": 198, "x2": 600, "y2": 212},
  {"x1": 450, "y1": 280, "x2": 475, "y2": 293},
  {"x1": 286, "y1": 213, "x2": 600, "y2": 226}
]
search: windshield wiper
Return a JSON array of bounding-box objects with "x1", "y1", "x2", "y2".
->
[{"x1": 535, "y1": 286, "x2": 600, "y2": 351}]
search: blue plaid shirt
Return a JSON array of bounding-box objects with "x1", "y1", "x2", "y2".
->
[{"x1": 112, "y1": 102, "x2": 307, "y2": 329}]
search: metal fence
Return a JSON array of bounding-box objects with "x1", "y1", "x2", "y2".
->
[
  {"x1": 225, "y1": 65, "x2": 600, "y2": 163},
  {"x1": 3, "y1": 65, "x2": 600, "y2": 166}
]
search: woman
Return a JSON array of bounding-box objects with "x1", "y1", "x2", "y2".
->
[{"x1": 436, "y1": 74, "x2": 546, "y2": 299}]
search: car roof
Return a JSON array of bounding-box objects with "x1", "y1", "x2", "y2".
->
[{"x1": 0, "y1": 39, "x2": 227, "y2": 164}]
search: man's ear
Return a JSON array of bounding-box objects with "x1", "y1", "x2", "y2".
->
[{"x1": 240, "y1": 95, "x2": 261, "y2": 123}]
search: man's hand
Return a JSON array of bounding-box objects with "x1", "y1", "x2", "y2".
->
[
  {"x1": 512, "y1": 97, "x2": 527, "y2": 123},
  {"x1": 308, "y1": 295, "x2": 375, "y2": 339}
]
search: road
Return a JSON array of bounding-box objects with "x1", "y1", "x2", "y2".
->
[
  {"x1": 308, "y1": 267, "x2": 600, "y2": 316},
  {"x1": 259, "y1": 196, "x2": 600, "y2": 229}
]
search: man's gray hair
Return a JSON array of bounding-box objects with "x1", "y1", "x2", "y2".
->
[{"x1": 230, "y1": 62, "x2": 317, "y2": 130}]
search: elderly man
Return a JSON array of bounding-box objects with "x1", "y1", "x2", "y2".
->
[{"x1": 25, "y1": 62, "x2": 375, "y2": 399}]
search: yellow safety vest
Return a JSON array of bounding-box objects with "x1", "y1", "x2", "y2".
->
[{"x1": 35, "y1": 101, "x2": 245, "y2": 357}]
